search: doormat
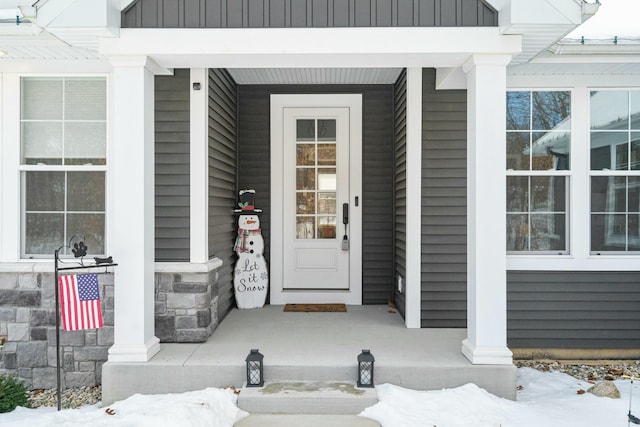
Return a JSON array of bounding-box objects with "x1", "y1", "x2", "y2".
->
[{"x1": 284, "y1": 304, "x2": 347, "y2": 313}]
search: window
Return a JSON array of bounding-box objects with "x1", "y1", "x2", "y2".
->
[
  {"x1": 20, "y1": 77, "x2": 106, "y2": 257},
  {"x1": 506, "y1": 91, "x2": 571, "y2": 253},
  {"x1": 590, "y1": 90, "x2": 640, "y2": 253}
]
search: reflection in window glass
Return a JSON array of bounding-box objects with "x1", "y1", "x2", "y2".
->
[
  {"x1": 591, "y1": 176, "x2": 640, "y2": 252},
  {"x1": 507, "y1": 176, "x2": 567, "y2": 252},
  {"x1": 589, "y1": 91, "x2": 640, "y2": 253},
  {"x1": 506, "y1": 90, "x2": 571, "y2": 253},
  {"x1": 507, "y1": 91, "x2": 571, "y2": 171}
]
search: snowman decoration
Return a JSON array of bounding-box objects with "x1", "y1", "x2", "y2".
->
[{"x1": 233, "y1": 190, "x2": 268, "y2": 309}]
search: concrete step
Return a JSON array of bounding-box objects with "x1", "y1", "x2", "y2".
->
[
  {"x1": 234, "y1": 414, "x2": 381, "y2": 427},
  {"x1": 237, "y1": 381, "x2": 378, "y2": 415}
]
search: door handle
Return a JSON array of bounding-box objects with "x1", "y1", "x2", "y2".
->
[
  {"x1": 343, "y1": 203, "x2": 349, "y2": 225},
  {"x1": 342, "y1": 203, "x2": 349, "y2": 250}
]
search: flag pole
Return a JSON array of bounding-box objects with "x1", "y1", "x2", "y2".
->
[
  {"x1": 54, "y1": 248, "x2": 62, "y2": 411},
  {"x1": 53, "y1": 237, "x2": 117, "y2": 411}
]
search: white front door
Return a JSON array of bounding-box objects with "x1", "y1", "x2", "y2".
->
[{"x1": 271, "y1": 94, "x2": 362, "y2": 304}]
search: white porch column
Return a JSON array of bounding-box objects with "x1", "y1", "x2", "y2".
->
[
  {"x1": 107, "y1": 56, "x2": 162, "y2": 362},
  {"x1": 405, "y1": 68, "x2": 422, "y2": 328},
  {"x1": 190, "y1": 68, "x2": 209, "y2": 263},
  {"x1": 461, "y1": 54, "x2": 513, "y2": 365}
]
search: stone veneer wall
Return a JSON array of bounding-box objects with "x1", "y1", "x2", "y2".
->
[
  {"x1": 154, "y1": 269, "x2": 220, "y2": 343},
  {"x1": 0, "y1": 264, "x2": 221, "y2": 389},
  {"x1": 0, "y1": 271, "x2": 114, "y2": 390}
]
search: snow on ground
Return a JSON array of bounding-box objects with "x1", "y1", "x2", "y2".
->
[
  {"x1": 0, "y1": 387, "x2": 248, "y2": 427},
  {"x1": 0, "y1": 368, "x2": 638, "y2": 426},
  {"x1": 361, "y1": 368, "x2": 640, "y2": 427}
]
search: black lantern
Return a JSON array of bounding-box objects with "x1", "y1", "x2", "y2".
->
[
  {"x1": 357, "y1": 349, "x2": 375, "y2": 388},
  {"x1": 245, "y1": 349, "x2": 264, "y2": 387}
]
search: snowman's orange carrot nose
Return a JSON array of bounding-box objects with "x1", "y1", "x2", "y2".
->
[{"x1": 246, "y1": 219, "x2": 257, "y2": 224}]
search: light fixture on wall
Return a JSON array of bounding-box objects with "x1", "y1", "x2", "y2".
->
[
  {"x1": 357, "y1": 349, "x2": 375, "y2": 388},
  {"x1": 246, "y1": 349, "x2": 264, "y2": 387}
]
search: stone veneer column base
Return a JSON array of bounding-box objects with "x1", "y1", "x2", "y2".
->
[{"x1": 154, "y1": 259, "x2": 223, "y2": 343}]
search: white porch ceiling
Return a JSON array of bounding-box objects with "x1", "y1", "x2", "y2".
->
[{"x1": 227, "y1": 68, "x2": 403, "y2": 85}]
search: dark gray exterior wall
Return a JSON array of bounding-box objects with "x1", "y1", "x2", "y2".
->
[
  {"x1": 237, "y1": 84, "x2": 395, "y2": 304},
  {"x1": 207, "y1": 69, "x2": 238, "y2": 318},
  {"x1": 393, "y1": 69, "x2": 407, "y2": 317},
  {"x1": 421, "y1": 68, "x2": 467, "y2": 328},
  {"x1": 155, "y1": 69, "x2": 191, "y2": 262},
  {"x1": 508, "y1": 271, "x2": 640, "y2": 349},
  {"x1": 123, "y1": 0, "x2": 497, "y2": 28}
]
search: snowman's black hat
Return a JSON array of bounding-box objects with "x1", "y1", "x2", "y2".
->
[{"x1": 234, "y1": 189, "x2": 262, "y2": 214}]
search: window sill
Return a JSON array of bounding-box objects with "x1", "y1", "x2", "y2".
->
[{"x1": 507, "y1": 255, "x2": 640, "y2": 271}]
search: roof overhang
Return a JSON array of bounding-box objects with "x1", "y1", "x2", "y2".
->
[{"x1": 100, "y1": 27, "x2": 522, "y2": 72}]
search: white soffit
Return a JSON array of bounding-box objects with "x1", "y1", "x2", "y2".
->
[{"x1": 227, "y1": 68, "x2": 403, "y2": 85}]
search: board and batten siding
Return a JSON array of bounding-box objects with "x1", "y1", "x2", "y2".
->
[
  {"x1": 394, "y1": 69, "x2": 407, "y2": 317},
  {"x1": 508, "y1": 271, "x2": 640, "y2": 349},
  {"x1": 421, "y1": 68, "x2": 468, "y2": 327},
  {"x1": 208, "y1": 69, "x2": 238, "y2": 318},
  {"x1": 237, "y1": 84, "x2": 394, "y2": 304},
  {"x1": 122, "y1": 0, "x2": 497, "y2": 28},
  {"x1": 155, "y1": 69, "x2": 191, "y2": 262}
]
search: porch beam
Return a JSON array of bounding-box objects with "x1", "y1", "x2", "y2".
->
[
  {"x1": 100, "y1": 28, "x2": 521, "y2": 69},
  {"x1": 107, "y1": 55, "x2": 161, "y2": 362},
  {"x1": 461, "y1": 54, "x2": 513, "y2": 365},
  {"x1": 405, "y1": 68, "x2": 422, "y2": 329}
]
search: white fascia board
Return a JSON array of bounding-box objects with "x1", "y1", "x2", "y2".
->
[
  {"x1": 0, "y1": 59, "x2": 113, "y2": 73},
  {"x1": 500, "y1": 0, "x2": 583, "y2": 32},
  {"x1": 100, "y1": 27, "x2": 521, "y2": 69}
]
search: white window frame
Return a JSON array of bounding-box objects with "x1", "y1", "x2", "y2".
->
[
  {"x1": 0, "y1": 73, "x2": 110, "y2": 263},
  {"x1": 506, "y1": 88, "x2": 572, "y2": 255},
  {"x1": 507, "y1": 85, "x2": 640, "y2": 271}
]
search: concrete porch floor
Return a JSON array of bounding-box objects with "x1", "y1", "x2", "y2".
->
[{"x1": 102, "y1": 305, "x2": 516, "y2": 405}]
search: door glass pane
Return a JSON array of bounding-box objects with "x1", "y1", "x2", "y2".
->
[
  {"x1": 317, "y1": 216, "x2": 336, "y2": 239},
  {"x1": 296, "y1": 217, "x2": 315, "y2": 239},
  {"x1": 318, "y1": 168, "x2": 336, "y2": 191},
  {"x1": 296, "y1": 192, "x2": 315, "y2": 214},
  {"x1": 294, "y1": 118, "x2": 339, "y2": 240},
  {"x1": 318, "y1": 192, "x2": 336, "y2": 214},
  {"x1": 297, "y1": 144, "x2": 315, "y2": 166},
  {"x1": 317, "y1": 119, "x2": 336, "y2": 141},
  {"x1": 318, "y1": 144, "x2": 336, "y2": 166},
  {"x1": 296, "y1": 119, "x2": 315, "y2": 141},
  {"x1": 296, "y1": 169, "x2": 315, "y2": 191}
]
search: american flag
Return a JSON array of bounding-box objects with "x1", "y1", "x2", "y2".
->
[{"x1": 58, "y1": 273, "x2": 103, "y2": 331}]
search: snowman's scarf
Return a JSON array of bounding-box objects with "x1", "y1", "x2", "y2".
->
[{"x1": 234, "y1": 228, "x2": 262, "y2": 253}]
